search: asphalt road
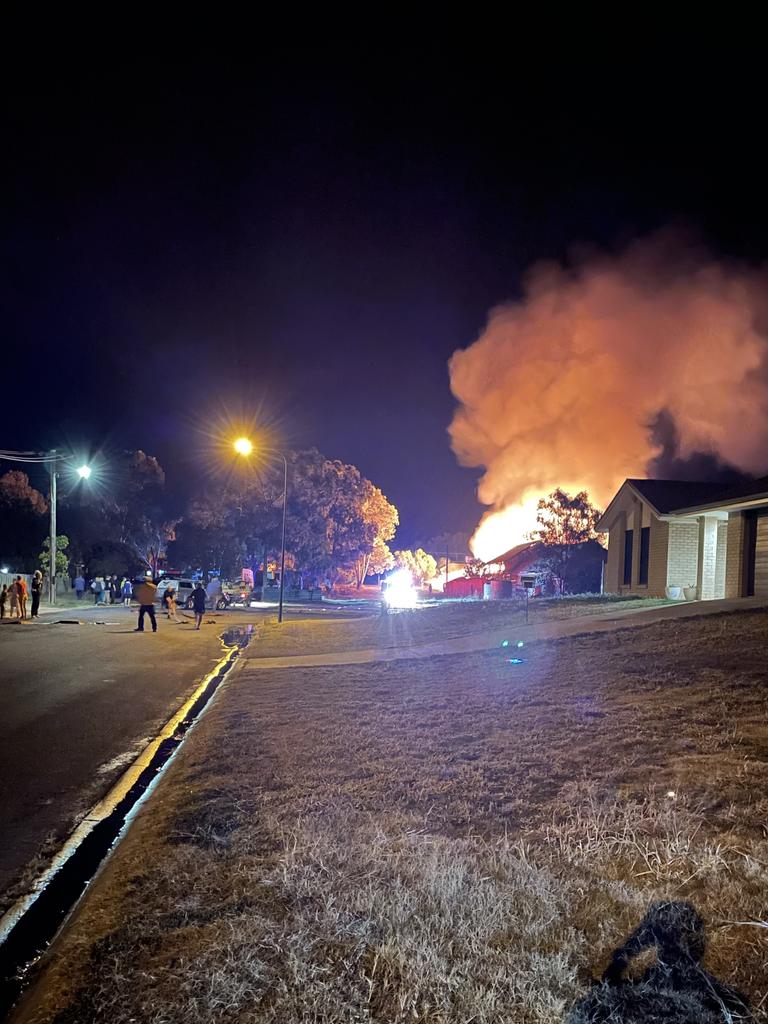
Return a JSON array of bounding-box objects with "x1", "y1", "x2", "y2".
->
[{"x1": 0, "y1": 604, "x2": 261, "y2": 913}]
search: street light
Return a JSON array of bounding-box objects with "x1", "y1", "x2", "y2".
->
[
  {"x1": 0, "y1": 449, "x2": 92, "y2": 604},
  {"x1": 233, "y1": 437, "x2": 253, "y2": 457},
  {"x1": 47, "y1": 454, "x2": 93, "y2": 604},
  {"x1": 233, "y1": 438, "x2": 288, "y2": 623}
]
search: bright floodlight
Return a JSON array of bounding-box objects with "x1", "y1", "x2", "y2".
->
[
  {"x1": 77, "y1": 464, "x2": 92, "y2": 479},
  {"x1": 234, "y1": 437, "x2": 253, "y2": 456},
  {"x1": 384, "y1": 568, "x2": 418, "y2": 609}
]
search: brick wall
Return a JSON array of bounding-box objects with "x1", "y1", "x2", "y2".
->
[
  {"x1": 647, "y1": 518, "x2": 670, "y2": 597},
  {"x1": 605, "y1": 505, "x2": 671, "y2": 596},
  {"x1": 697, "y1": 516, "x2": 719, "y2": 600},
  {"x1": 666, "y1": 522, "x2": 699, "y2": 588},
  {"x1": 604, "y1": 521, "x2": 622, "y2": 592},
  {"x1": 725, "y1": 512, "x2": 745, "y2": 598},
  {"x1": 714, "y1": 521, "x2": 727, "y2": 598}
]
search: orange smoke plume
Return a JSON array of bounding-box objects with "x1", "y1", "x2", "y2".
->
[{"x1": 449, "y1": 232, "x2": 768, "y2": 561}]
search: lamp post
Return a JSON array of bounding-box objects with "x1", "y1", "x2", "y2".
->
[
  {"x1": 47, "y1": 458, "x2": 92, "y2": 603},
  {"x1": 0, "y1": 449, "x2": 92, "y2": 605},
  {"x1": 49, "y1": 454, "x2": 57, "y2": 604},
  {"x1": 233, "y1": 438, "x2": 289, "y2": 624}
]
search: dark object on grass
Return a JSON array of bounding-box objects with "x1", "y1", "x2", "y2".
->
[{"x1": 567, "y1": 900, "x2": 753, "y2": 1023}]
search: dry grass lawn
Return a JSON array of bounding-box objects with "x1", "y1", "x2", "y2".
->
[
  {"x1": 251, "y1": 595, "x2": 671, "y2": 658},
  {"x1": 24, "y1": 607, "x2": 768, "y2": 1023}
]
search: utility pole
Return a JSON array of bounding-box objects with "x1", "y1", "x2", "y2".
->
[
  {"x1": 49, "y1": 452, "x2": 57, "y2": 605},
  {"x1": 278, "y1": 454, "x2": 288, "y2": 624}
]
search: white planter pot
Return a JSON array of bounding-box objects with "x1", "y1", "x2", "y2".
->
[
  {"x1": 665, "y1": 586, "x2": 684, "y2": 600},
  {"x1": 683, "y1": 586, "x2": 698, "y2": 601}
]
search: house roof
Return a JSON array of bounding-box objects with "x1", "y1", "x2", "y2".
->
[
  {"x1": 627, "y1": 479, "x2": 734, "y2": 515},
  {"x1": 668, "y1": 474, "x2": 768, "y2": 513},
  {"x1": 486, "y1": 541, "x2": 540, "y2": 569},
  {"x1": 598, "y1": 476, "x2": 768, "y2": 530}
]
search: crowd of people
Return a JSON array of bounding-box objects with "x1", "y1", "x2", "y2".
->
[
  {"x1": 0, "y1": 571, "x2": 45, "y2": 621},
  {"x1": 72, "y1": 574, "x2": 134, "y2": 605},
  {"x1": 2, "y1": 570, "x2": 216, "y2": 632}
]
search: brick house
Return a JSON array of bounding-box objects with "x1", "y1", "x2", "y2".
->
[{"x1": 597, "y1": 478, "x2": 768, "y2": 599}]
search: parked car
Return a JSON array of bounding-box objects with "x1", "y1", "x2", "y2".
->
[{"x1": 155, "y1": 577, "x2": 197, "y2": 607}]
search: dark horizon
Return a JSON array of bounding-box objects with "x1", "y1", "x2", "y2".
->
[{"x1": 5, "y1": 52, "x2": 768, "y2": 545}]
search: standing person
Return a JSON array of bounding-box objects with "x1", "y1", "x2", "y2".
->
[
  {"x1": 0, "y1": 584, "x2": 7, "y2": 619},
  {"x1": 9, "y1": 579, "x2": 20, "y2": 619},
  {"x1": 121, "y1": 577, "x2": 133, "y2": 607},
  {"x1": 16, "y1": 576, "x2": 28, "y2": 620},
  {"x1": 191, "y1": 581, "x2": 207, "y2": 630},
  {"x1": 74, "y1": 573, "x2": 85, "y2": 600},
  {"x1": 91, "y1": 576, "x2": 102, "y2": 604},
  {"x1": 133, "y1": 577, "x2": 158, "y2": 633},
  {"x1": 165, "y1": 586, "x2": 184, "y2": 623},
  {"x1": 205, "y1": 575, "x2": 221, "y2": 610},
  {"x1": 30, "y1": 570, "x2": 43, "y2": 619},
  {"x1": 108, "y1": 575, "x2": 118, "y2": 605}
]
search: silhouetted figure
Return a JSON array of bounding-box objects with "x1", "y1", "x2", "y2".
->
[
  {"x1": 191, "y1": 581, "x2": 206, "y2": 629},
  {"x1": 567, "y1": 900, "x2": 753, "y2": 1023},
  {"x1": 30, "y1": 570, "x2": 43, "y2": 618}
]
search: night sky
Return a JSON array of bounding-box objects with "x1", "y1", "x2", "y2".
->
[{"x1": 4, "y1": 52, "x2": 766, "y2": 544}]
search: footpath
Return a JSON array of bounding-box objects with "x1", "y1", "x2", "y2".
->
[{"x1": 8, "y1": 596, "x2": 768, "y2": 1022}]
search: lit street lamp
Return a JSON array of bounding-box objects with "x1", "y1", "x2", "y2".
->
[
  {"x1": 0, "y1": 448, "x2": 92, "y2": 604},
  {"x1": 233, "y1": 437, "x2": 253, "y2": 457},
  {"x1": 47, "y1": 453, "x2": 94, "y2": 604},
  {"x1": 233, "y1": 437, "x2": 288, "y2": 623}
]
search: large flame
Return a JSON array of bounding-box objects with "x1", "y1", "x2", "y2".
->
[
  {"x1": 469, "y1": 485, "x2": 586, "y2": 562},
  {"x1": 470, "y1": 493, "x2": 541, "y2": 562},
  {"x1": 450, "y1": 231, "x2": 768, "y2": 558}
]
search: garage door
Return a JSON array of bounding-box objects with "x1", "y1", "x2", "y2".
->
[{"x1": 755, "y1": 517, "x2": 768, "y2": 598}]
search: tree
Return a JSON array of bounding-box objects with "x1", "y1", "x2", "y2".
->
[
  {"x1": 533, "y1": 488, "x2": 602, "y2": 593},
  {"x1": 168, "y1": 449, "x2": 399, "y2": 591},
  {"x1": 464, "y1": 557, "x2": 490, "y2": 579},
  {"x1": 394, "y1": 549, "x2": 418, "y2": 577},
  {"x1": 63, "y1": 450, "x2": 176, "y2": 576},
  {"x1": 0, "y1": 471, "x2": 48, "y2": 571},
  {"x1": 413, "y1": 548, "x2": 437, "y2": 584},
  {"x1": 40, "y1": 534, "x2": 70, "y2": 577},
  {"x1": 352, "y1": 482, "x2": 399, "y2": 587},
  {"x1": 394, "y1": 548, "x2": 437, "y2": 584},
  {"x1": 367, "y1": 538, "x2": 394, "y2": 577}
]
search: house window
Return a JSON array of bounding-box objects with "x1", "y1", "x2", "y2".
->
[
  {"x1": 623, "y1": 529, "x2": 634, "y2": 585},
  {"x1": 639, "y1": 526, "x2": 650, "y2": 585}
]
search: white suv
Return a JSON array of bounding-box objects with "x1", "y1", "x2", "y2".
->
[{"x1": 155, "y1": 578, "x2": 197, "y2": 608}]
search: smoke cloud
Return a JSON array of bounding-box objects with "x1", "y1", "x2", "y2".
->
[{"x1": 448, "y1": 232, "x2": 768, "y2": 559}]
